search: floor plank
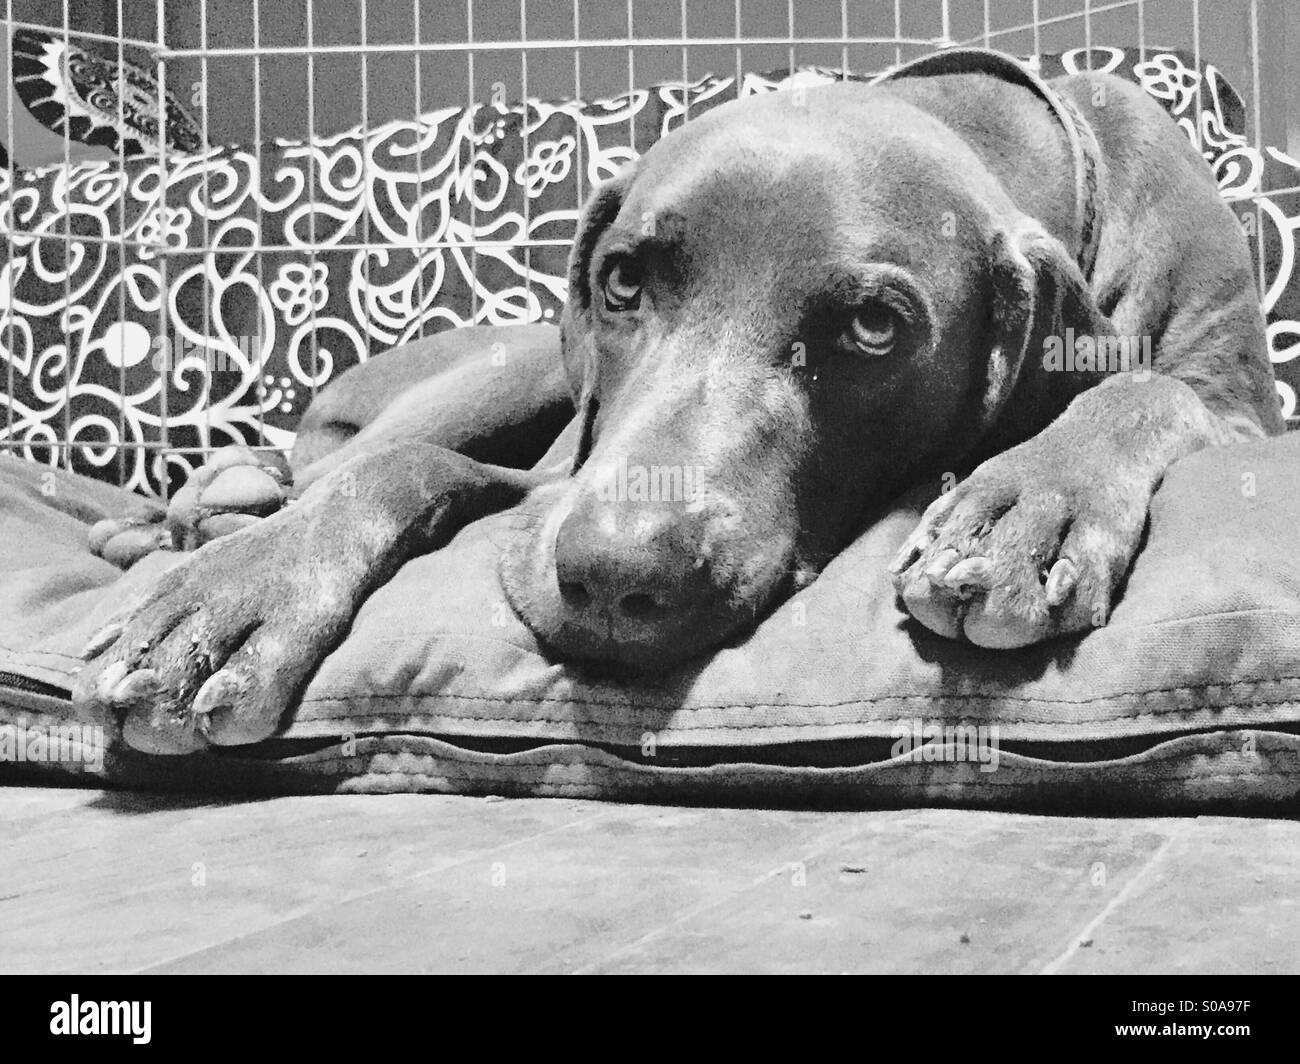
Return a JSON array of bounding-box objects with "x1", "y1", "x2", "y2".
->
[
  {"x1": 143, "y1": 805, "x2": 874, "y2": 973},
  {"x1": 0, "y1": 789, "x2": 614, "y2": 972},
  {"x1": 1052, "y1": 816, "x2": 1300, "y2": 973},
  {"x1": 582, "y1": 810, "x2": 1178, "y2": 974},
  {"x1": 1, "y1": 787, "x2": 1295, "y2": 973}
]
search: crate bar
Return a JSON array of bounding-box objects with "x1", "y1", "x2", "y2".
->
[
  {"x1": 306, "y1": 0, "x2": 320, "y2": 399},
  {"x1": 413, "y1": 0, "x2": 425, "y2": 342},
  {"x1": 361, "y1": 0, "x2": 373, "y2": 366},
  {"x1": 733, "y1": 0, "x2": 741, "y2": 99},
  {"x1": 573, "y1": 0, "x2": 583, "y2": 209},
  {"x1": 952, "y1": 0, "x2": 1140, "y2": 47},
  {"x1": 6, "y1": 237, "x2": 579, "y2": 253},
  {"x1": 520, "y1": 0, "x2": 531, "y2": 334},
  {"x1": 1249, "y1": 0, "x2": 1265, "y2": 324},
  {"x1": 156, "y1": 34, "x2": 939, "y2": 59},
  {"x1": 1085, "y1": 0, "x2": 1094, "y2": 70},
  {"x1": 155, "y1": 0, "x2": 170, "y2": 497},
  {"x1": 0, "y1": 441, "x2": 281, "y2": 454},
  {"x1": 1192, "y1": 0, "x2": 1202, "y2": 153},
  {"x1": 252, "y1": 0, "x2": 266, "y2": 447},
  {"x1": 1227, "y1": 184, "x2": 1300, "y2": 202},
  {"x1": 0, "y1": 229, "x2": 196, "y2": 250},
  {"x1": 844, "y1": 0, "x2": 853, "y2": 78},
  {"x1": 2, "y1": 17, "x2": 157, "y2": 51},
  {"x1": 467, "y1": 0, "x2": 478, "y2": 323},
  {"x1": 627, "y1": 0, "x2": 634, "y2": 154},
  {"x1": 114, "y1": 0, "x2": 128, "y2": 484},
  {"x1": 61, "y1": 0, "x2": 71, "y2": 472},
  {"x1": 4, "y1": 3, "x2": 14, "y2": 457},
  {"x1": 787, "y1": 0, "x2": 794, "y2": 77},
  {"x1": 681, "y1": 0, "x2": 689, "y2": 120},
  {"x1": 200, "y1": 0, "x2": 211, "y2": 455}
]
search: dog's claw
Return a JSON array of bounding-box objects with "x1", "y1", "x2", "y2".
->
[
  {"x1": 1045, "y1": 558, "x2": 1078, "y2": 606},
  {"x1": 111, "y1": 668, "x2": 159, "y2": 705},
  {"x1": 943, "y1": 557, "x2": 994, "y2": 595},
  {"x1": 192, "y1": 670, "x2": 247, "y2": 719},
  {"x1": 94, "y1": 660, "x2": 129, "y2": 703},
  {"x1": 82, "y1": 622, "x2": 124, "y2": 659},
  {"x1": 923, "y1": 548, "x2": 962, "y2": 585}
]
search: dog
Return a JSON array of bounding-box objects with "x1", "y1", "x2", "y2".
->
[{"x1": 73, "y1": 49, "x2": 1284, "y2": 754}]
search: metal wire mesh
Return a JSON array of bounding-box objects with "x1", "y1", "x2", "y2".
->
[{"x1": 0, "y1": 0, "x2": 1293, "y2": 497}]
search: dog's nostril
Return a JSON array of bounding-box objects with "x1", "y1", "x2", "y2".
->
[
  {"x1": 559, "y1": 580, "x2": 591, "y2": 608},
  {"x1": 619, "y1": 592, "x2": 663, "y2": 620}
]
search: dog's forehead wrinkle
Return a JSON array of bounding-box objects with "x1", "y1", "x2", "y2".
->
[
  {"x1": 620, "y1": 177, "x2": 983, "y2": 316},
  {"x1": 637, "y1": 92, "x2": 1000, "y2": 208},
  {"x1": 629, "y1": 148, "x2": 844, "y2": 246}
]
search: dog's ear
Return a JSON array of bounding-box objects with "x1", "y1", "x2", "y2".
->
[
  {"x1": 977, "y1": 221, "x2": 1114, "y2": 435},
  {"x1": 560, "y1": 166, "x2": 634, "y2": 470}
]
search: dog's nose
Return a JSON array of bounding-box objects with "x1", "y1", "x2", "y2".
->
[{"x1": 553, "y1": 496, "x2": 713, "y2": 636}]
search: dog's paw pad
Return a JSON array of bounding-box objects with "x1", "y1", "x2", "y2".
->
[
  {"x1": 164, "y1": 447, "x2": 291, "y2": 550},
  {"x1": 89, "y1": 517, "x2": 172, "y2": 569}
]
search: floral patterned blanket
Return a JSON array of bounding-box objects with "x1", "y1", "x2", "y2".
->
[{"x1": 2, "y1": 46, "x2": 1297, "y2": 497}]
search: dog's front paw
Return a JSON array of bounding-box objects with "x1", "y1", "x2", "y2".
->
[
  {"x1": 74, "y1": 508, "x2": 346, "y2": 754},
  {"x1": 889, "y1": 443, "x2": 1152, "y2": 648}
]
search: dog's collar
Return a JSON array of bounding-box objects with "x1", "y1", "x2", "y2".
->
[{"x1": 871, "y1": 47, "x2": 1103, "y2": 281}]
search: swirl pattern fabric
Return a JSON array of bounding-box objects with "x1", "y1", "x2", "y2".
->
[
  {"x1": 0, "y1": 46, "x2": 1296, "y2": 497},
  {"x1": 9, "y1": 28, "x2": 205, "y2": 160}
]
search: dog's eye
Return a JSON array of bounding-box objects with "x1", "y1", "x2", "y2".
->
[
  {"x1": 844, "y1": 303, "x2": 898, "y2": 356},
  {"x1": 601, "y1": 256, "x2": 642, "y2": 312}
]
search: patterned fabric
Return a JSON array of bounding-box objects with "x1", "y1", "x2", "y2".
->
[
  {"x1": 9, "y1": 29, "x2": 204, "y2": 159},
  {"x1": 1, "y1": 46, "x2": 1296, "y2": 497}
]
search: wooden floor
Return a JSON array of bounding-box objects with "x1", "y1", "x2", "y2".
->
[{"x1": 1, "y1": 786, "x2": 1298, "y2": 973}]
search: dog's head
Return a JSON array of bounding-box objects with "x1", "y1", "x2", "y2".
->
[{"x1": 501, "y1": 82, "x2": 1105, "y2": 671}]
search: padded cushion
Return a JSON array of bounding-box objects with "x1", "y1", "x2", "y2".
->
[{"x1": 2, "y1": 433, "x2": 1300, "y2": 810}]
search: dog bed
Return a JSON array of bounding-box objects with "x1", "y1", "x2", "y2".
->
[{"x1": 1, "y1": 430, "x2": 1298, "y2": 811}]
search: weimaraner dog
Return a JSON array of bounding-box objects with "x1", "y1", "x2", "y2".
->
[{"x1": 75, "y1": 49, "x2": 1283, "y2": 753}]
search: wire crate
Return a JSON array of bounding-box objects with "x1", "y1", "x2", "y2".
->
[{"x1": 1, "y1": 0, "x2": 1297, "y2": 498}]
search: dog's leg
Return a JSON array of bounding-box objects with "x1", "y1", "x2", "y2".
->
[
  {"x1": 73, "y1": 443, "x2": 551, "y2": 753},
  {"x1": 292, "y1": 322, "x2": 569, "y2": 481},
  {"x1": 93, "y1": 324, "x2": 571, "y2": 568}
]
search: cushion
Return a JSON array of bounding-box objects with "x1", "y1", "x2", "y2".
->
[{"x1": 2, "y1": 431, "x2": 1299, "y2": 811}]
